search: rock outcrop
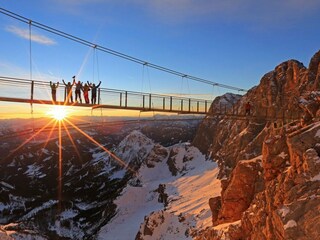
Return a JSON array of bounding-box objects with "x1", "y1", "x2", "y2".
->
[
  {"x1": 211, "y1": 157, "x2": 264, "y2": 225},
  {"x1": 193, "y1": 56, "x2": 311, "y2": 179},
  {"x1": 198, "y1": 50, "x2": 320, "y2": 239}
]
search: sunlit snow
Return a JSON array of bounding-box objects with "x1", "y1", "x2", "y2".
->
[{"x1": 98, "y1": 141, "x2": 220, "y2": 240}]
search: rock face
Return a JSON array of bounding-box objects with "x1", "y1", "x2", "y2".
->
[
  {"x1": 193, "y1": 51, "x2": 320, "y2": 179},
  {"x1": 212, "y1": 157, "x2": 264, "y2": 225},
  {"x1": 198, "y1": 50, "x2": 320, "y2": 239},
  {"x1": 241, "y1": 122, "x2": 320, "y2": 240},
  {"x1": 192, "y1": 93, "x2": 242, "y2": 154}
]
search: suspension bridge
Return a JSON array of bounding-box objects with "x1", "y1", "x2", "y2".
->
[
  {"x1": 0, "y1": 74, "x2": 303, "y2": 122},
  {"x1": 0, "y1": 8, "x2": 303, "y2": 122},
  {"x1": 0, "y1": 76, "x2": 214, "y2": 114}
]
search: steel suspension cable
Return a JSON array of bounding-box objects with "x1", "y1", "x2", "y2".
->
[{"x1": 0, "y1": 7, "x2": 247, "y2": 92}]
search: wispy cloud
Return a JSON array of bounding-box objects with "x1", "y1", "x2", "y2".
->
[{"x1": 6, "y1": 25, "x2": 56, "y2": 45}]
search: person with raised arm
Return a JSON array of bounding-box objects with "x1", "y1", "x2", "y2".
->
[
  {"x1": 49, "y1": 81, "x2": 59, "y2": 103},
  {"x1": 62, "y1": 76, "x2": 75, "y2": 103},
  {"x1": 74, "y1": 76, "x2": 83, "y2": 103},
  {"x1": 82, "y1": 83, "x2": 90, "y2": 104},
  {"x1": 87, "y1": 80, "x2": 101, "y2": 104}
]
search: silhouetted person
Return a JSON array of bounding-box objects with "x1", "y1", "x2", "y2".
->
[
  {"x1": 82, "y1": 83, "x2": 90, "y2": 104},
  {"x1": 62, "y1": 77, "x2": 75, "y2": 103},
  {"x1": 50, "y1": 81, "x2": 59, "y2": 102},
  {"x1": 245, "y1": 102, "x2": 251, "y2": 116},
  {"x1": 74, "y1": 77, "x2": 83, "y2": 103},
  {"x1": 88, "y1": 81, "x2": 101, "y2": 104}
]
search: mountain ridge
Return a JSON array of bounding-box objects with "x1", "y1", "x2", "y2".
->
[{"x1": 195, "y1": 49, "x2": 320, "y2": 239}]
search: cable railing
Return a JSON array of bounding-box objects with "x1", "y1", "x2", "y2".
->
[
  {"x1": 0, "y1": 76, "x2": 212, "y2": 114},
  {"x1": 0, "y1": 76, "x2": 306, "y2": 121}
]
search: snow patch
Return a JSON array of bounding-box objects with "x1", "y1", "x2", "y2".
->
[
  {"x1": 278, "y1": 206, "x2": 290, "y2": 218},
  {"x1": 20, "y1": 200, "x2": 58, "y2": 221},
  {"x1": 0, "y1": 181, "x2": 15, "y2": 190},
  {"x1": 311, "y1": 173, "x2": 320, "y2": 181},
  {"x1": 60, "y1": 209, "x2": 79, "y2": 220},
  {"x1": 315, "y1": 129, "x2": 320, "y2": 138},
  {"x1": 24, "y1": 164, "x2": 44, "y2": 178},
  {"x1": 109, "y1": 169, "x2": 126, "y2": 180},
  {"x1": 279, "y1": 152, "x2": 288, "y2": 159},
  {"x1": 284, "y1": 220, "x2": 297, "y2": 229}
]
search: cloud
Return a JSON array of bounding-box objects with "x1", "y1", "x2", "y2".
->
[{"x1": 6, "y1": 25, "x2": 56, "y2": 45}]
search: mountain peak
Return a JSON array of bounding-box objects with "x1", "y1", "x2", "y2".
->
[{"x1": 115, "y1": 130, "x2": 155, "y2": 167}]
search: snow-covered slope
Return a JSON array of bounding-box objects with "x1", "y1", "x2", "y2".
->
[
  {"x1": 0, "y1": 119, "x2": 217, "y2": 240},
  {"x1": 98, "y1": 138, "x2": 220, "y2": 239}
]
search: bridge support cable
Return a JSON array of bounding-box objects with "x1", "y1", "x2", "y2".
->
[
  {"x1": 0, "y1": 7, "x2": 247, "y2": 93},
  {"x1": 92, "y1": 45, "x2": 100, "y2": 84},
  {"x1": 29, "y1": 20, "x2": 35, "y2": 132}
]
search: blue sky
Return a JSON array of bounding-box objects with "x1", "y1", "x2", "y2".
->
[{"x1": 1, "y1": 0, "x2": 320, "y2": 102}]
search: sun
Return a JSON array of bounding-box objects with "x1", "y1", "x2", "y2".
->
[{"x1": 47, "y1": 106, "x2": 68, "y2": 121}]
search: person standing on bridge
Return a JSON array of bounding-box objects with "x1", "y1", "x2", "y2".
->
[
  {"x1": 82, "y1": 83, "x2": 90, "y2": 104},
  {"x1": 74, "y1": 77, "x2": 83, "y2": 103},
  {"x1": 50, "y1": 81, "x2": 59, "y2": 103},
  {"x1": 62, "y1": 77, "x2": 75, "y2": 103},
  {"x1": 88, "y1": 80, "x2": 101, "y2": 104}
]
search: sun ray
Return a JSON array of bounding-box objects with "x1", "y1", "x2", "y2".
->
[
  {"x1": 64, "y1": 118, "x2": 136, "y2": 173},
  {"x1": 58, "y1": 119, "x2": 62, "y2": 212},
  {"x1": 5, "y1": 118, "x2": 56, "y2": 160},
  {"x1": 37, "y1": 120, "x2": 58, "y2": 160},
  {"x1": 62, "y1": 120, "x2": 83, "y2": 163}
]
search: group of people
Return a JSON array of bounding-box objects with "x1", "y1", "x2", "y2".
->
[{"x1": 50, "y1": 76, "x2": 101, "y2": 104}]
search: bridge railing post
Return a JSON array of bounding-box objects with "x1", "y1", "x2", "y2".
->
[
  {"x1": 125, "y1": 91, "x2": 128, "y2": 107},
  {"x1": 163, "y1": 97, "x2": 165, "y2": 110},
  {"x1": 143, "y1": 95, "x2": 145, "y2": 109},
  {"x1": 181, "y1": 99, "x2": 183, "y2": 112},
  {"x1": 197, "y1": 101, "x2": 199, "y2": 113},
  {"x1": 189, "y1": 99, "x2": 191, "y2": 113},
  {"x1": 205, "y1": 101, "x2": 207, "y2": 113},
  {"x1": 120, "y1": 92, "x2": 122, "y2": 107},
  {"x1": 149, "y1": 94, "x2": 152, "y2": 110},
  {"x1": 31, "y1": 80, "x2": 34, "y2": 103},
  {"x1": 170, "y1": 97, "x2": 173, "y2": 111},
  {"x1": 98, "y1": 88, "x2": 101, "y2": 105}
]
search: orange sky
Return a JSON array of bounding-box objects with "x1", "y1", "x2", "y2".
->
[{"x1": 0, "y1": 102, "x2": 162, "y2": 119}]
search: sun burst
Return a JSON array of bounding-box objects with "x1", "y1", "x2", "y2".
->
[{"x1": 47, "y1": 105, "x2": 68, "y2": 121}]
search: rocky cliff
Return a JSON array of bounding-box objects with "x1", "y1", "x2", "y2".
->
[{"x1": 195, "y1": 50, "x2": 320, "y2": 239}]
